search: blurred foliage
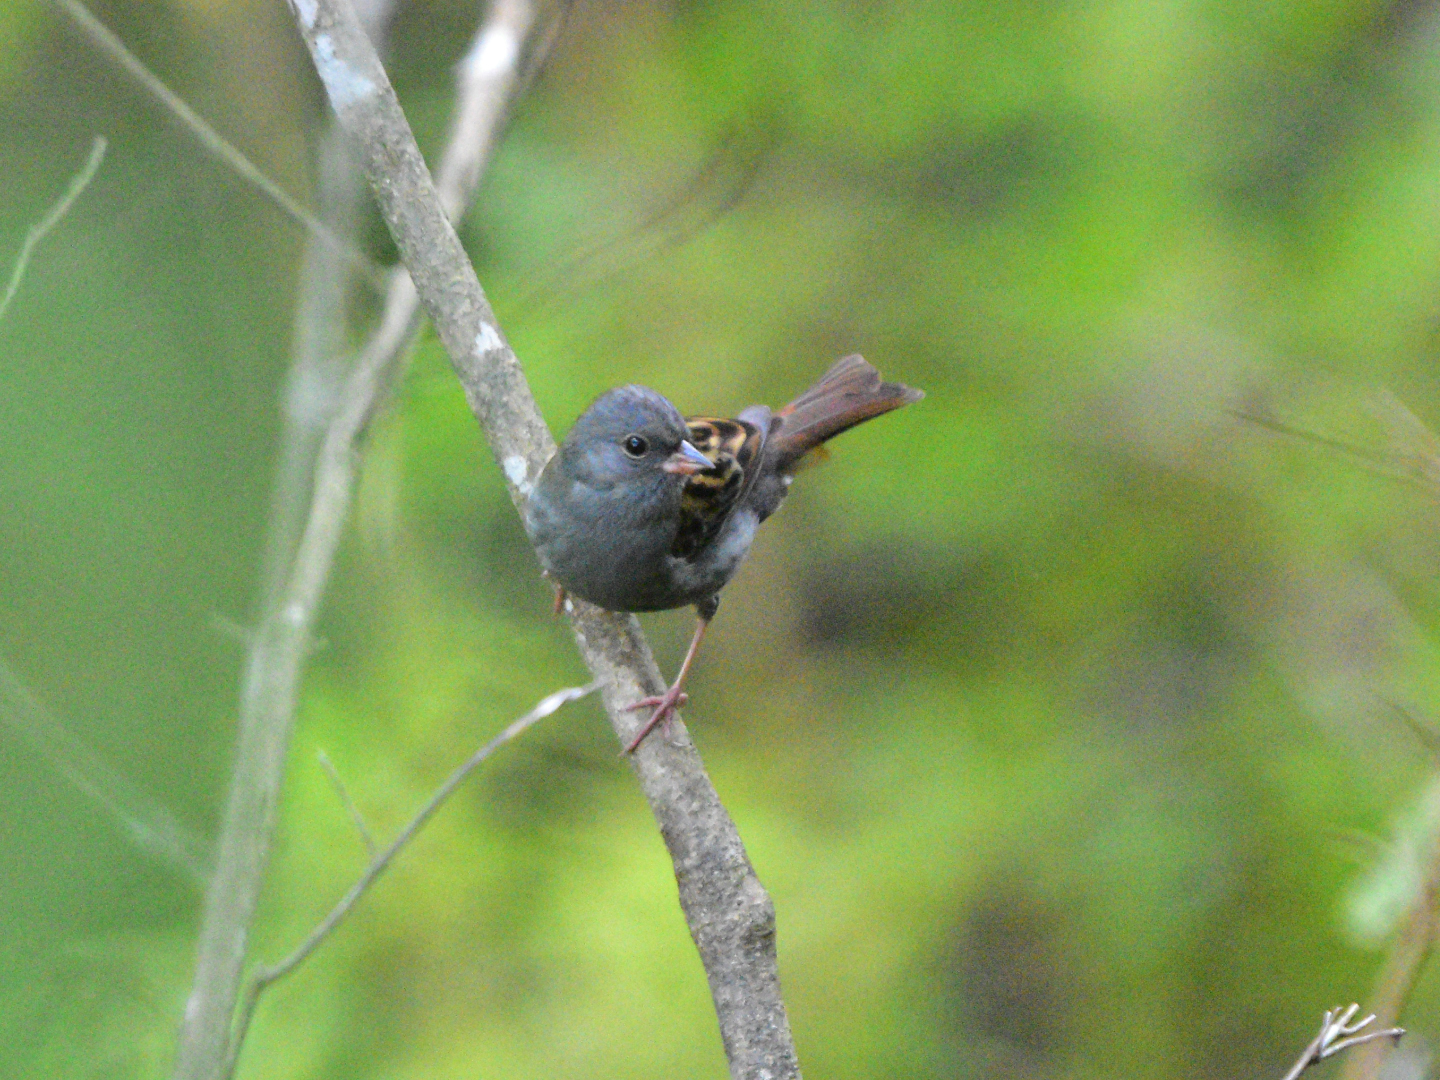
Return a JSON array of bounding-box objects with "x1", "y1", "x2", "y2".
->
[{"x1": 8, "y1": 0, "x2": 1440, "y2": 1077}]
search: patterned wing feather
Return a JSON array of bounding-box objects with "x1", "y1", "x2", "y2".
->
[{"x1": 671, "y1": 416, "x2": 764, "y2": 559}]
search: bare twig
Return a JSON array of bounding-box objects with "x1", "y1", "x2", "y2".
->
[
  {"x1": 1381, "y1": 697, "x2": 1440, "y2": 765},
  {"x1": 515, "y1": 118, "x2": 772, "y2": 321},
  {"x1": 208, "y1": 613, "x2": 257, "y2": 648},
  {"x1": 514, "y1": 0, "x2": 572, "y2": 98},
  {"x1": 1233, "y1": 408, "x2": 1397, "y2": 467},
  {"x1": 223, "y1": 682, "x2": 596, "y2": 1080},
  {"x1": 1232, "y1": 394, "x2": 1440, "y2": 501},
  {"x1": 315, "y1": 750, "x2": 377, "y2": 857},
  {"x1": 52, "y1": 0, "x2": 386, "y2": 292},
  {"x1": 170, "y1": 5, "x2": 543, "y2": 1077},
  {"x1": 287, "y1": 2, "x2": 801, "y2": 1077},
  {"x1": 0, "y1": 135, "x2": 106, "y2": 323},
  {"x1": 1281, "y1": 1004, "x2": 1404, "y2": 1080},
  {"x1": 0, "y1": 652, "x2": 210, "y2": 885}
]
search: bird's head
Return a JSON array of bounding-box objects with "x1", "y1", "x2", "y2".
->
[{"x1": 562, "y1": 385, "x2": 712, "y2": 488}]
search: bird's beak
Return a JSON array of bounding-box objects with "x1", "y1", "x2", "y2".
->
[{"x1": 662, "y1": 440, "x2": 713, "y2": 475}]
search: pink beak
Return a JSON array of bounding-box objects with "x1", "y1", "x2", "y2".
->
[{"x1": 662, "y1": 440, "x2": 713, "y2": 475}]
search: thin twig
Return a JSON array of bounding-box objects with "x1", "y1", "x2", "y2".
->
[
  {"x1": 513, "y1": 117, "x2": 772, "y2": 323},
  {"x1": 1233, "y1": 408, "x2": 1393, "y2": 467},
  {"x1": 315, "y1": 750, "x2": 377, "y2": 857},
  {"x1": 287, "y1": 2, "x2": 802, "y2": 1077},
  {"x1": 52, "y1": 0, "x2": 386, "y2": 292},
  {"x1": 1380, "y1": 696, "x2": 1440, "y2": 766},
  {"x1": 1232, "y1": 399, "x2": 1440, "y2": 501},
  {"x1": 0, "y1": 135, "x2": 105, "y2": 323},
  {"x1": 170, "y1": 5, "x2": 544, "y2": 1077},
  {"x1": 1281, "y1": 1004, "x2": 1404, "y2": 1080},
  {"x1": 513, "y1": 0, "x2": 572, "y2": 98},
  {"x1": 222, "y1": 682, "x2": 596, "y2": 1080},
  {"x1": 207, "y1": 613, "x2": 257, "y2": 649},
  {"x1": 0, "y1": 652, "x2": 210, "y2": 885}
]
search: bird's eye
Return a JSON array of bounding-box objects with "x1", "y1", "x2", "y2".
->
[{"x1": 623, "y1": 435, "x2": 649, "y2": 457}]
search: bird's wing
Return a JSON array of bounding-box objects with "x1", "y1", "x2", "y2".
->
[{"x1": 670, "y1": 415, "x2": 766, "y2": 559}]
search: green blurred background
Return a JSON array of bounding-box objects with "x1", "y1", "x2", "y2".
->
[{"x1": 5, "y1": 0, "x2": 1440, "y2": 1076}]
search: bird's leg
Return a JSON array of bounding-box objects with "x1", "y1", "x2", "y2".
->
[
  {"x1": 623, "y1": 615, "x2": 711, "y2": 753},
  {"x1": 552, "y1": 585, "x2": 567, "y2": 615}
]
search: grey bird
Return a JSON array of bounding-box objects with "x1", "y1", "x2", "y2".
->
[{"x1": 525, "y1": 354, "x2": 924, "y2": 751}]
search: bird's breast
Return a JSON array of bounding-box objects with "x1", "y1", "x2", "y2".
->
[{"x1": 525, "y1": 473, "x2": 690, "y2": 612}]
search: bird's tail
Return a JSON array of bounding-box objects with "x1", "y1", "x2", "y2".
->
[{"x1": 767, "y1": 354, "x2": 924, "y2": 472}]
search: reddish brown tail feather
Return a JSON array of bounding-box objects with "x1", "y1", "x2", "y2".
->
[{"x1": 768, "y1": 354, "x2": 924, "y2": 471}]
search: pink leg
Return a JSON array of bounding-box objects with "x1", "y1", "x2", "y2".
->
[{"x1": 624, "y1": 618, "x2": 710, "y2": 753}]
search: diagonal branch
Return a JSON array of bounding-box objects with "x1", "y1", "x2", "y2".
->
[{"x1": 285, "y1": 2, "x2": 801, "y2": 1077}]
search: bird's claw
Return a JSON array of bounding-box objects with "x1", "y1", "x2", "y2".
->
[
  {"x1": 626, "y1": 692, "x2": 689, "y2": 712},
  {"x1": 623, "y1": 687, "x2": 689, "y2": 753}
]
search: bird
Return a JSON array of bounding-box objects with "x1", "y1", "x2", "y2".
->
[{"x1": 524, "y1": 354, "x2": 924, "y2": 752}]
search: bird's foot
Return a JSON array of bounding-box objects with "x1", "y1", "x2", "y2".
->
[{"x1": 623, "y1": 687, "x2": 691, "y2": 753}]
